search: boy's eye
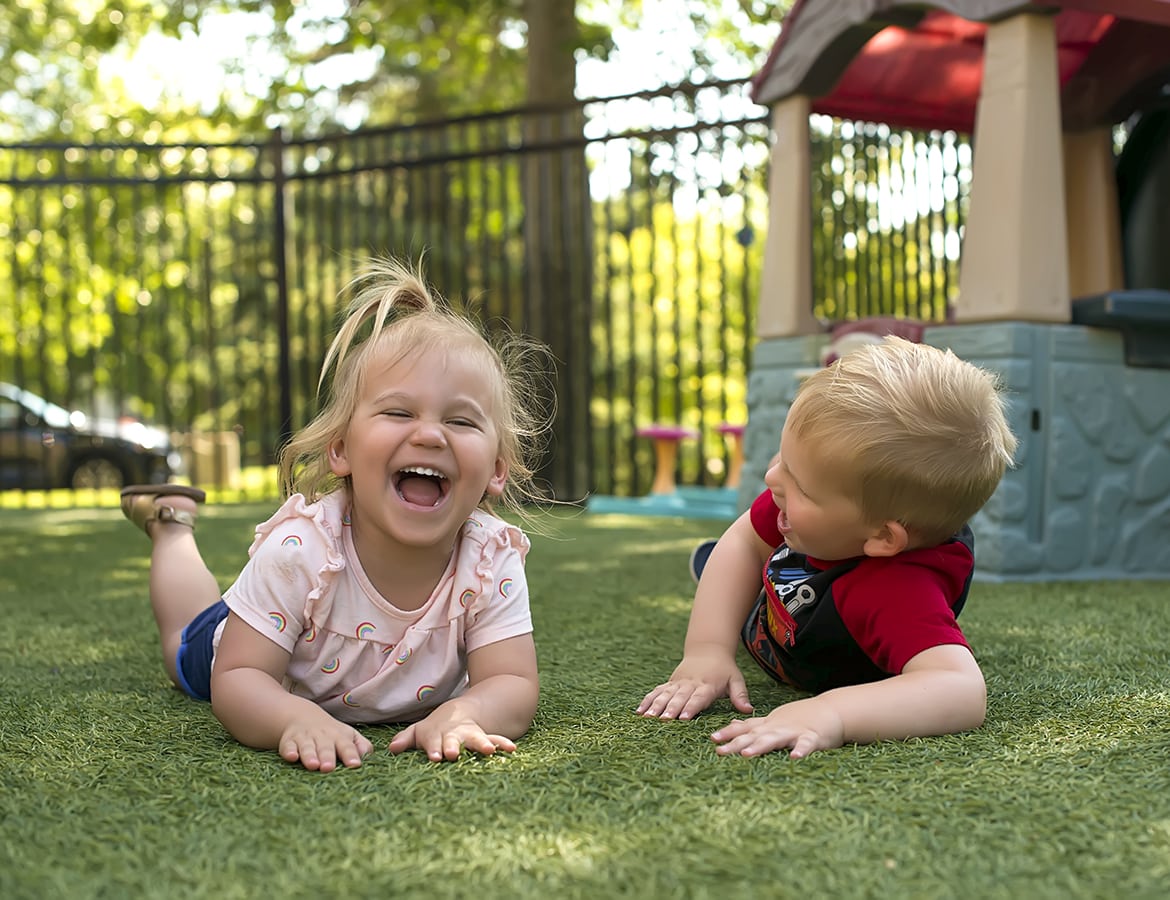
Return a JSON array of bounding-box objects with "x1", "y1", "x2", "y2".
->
[
  {"x1": 383, "y1": 409, "x2": 412, "y2": 418},
  {"x1": 448, "y1": 417, "x2": 480, "y2": 429}
]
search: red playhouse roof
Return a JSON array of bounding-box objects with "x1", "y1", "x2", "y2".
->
[{"x1": 752, "y1": 0, "x2": 1170, "y2": 133}]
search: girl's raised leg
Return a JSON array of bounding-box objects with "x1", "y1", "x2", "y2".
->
[{"x1": 121, "y1": 486, "x2": 222, "y2": 685}]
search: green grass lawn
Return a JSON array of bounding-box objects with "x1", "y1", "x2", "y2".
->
[{"x1": 2, "y1": 504, "x2": 1168, "y2": 899}]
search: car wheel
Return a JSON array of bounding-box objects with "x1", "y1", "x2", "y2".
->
[{"x1": 70, "y1": 457, "x2": 128, "y2": 490}]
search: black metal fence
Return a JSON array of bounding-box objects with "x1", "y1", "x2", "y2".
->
[{"x1": 0, "y1": 79, "x2": 970, "y2": 507}]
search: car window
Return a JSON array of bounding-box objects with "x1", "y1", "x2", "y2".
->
[
  {"x1": 0, "y1": 398, "x2": 19, "y2": 429},
  {"x1": 0, "y1": 386, "x2": 73, "y2": 429},
  {"x1": 37, "y1": 399, "x2": 74, "y2": 429}
]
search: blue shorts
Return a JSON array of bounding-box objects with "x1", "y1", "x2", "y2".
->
[{"x1": 175, "y1": 599, "x2": 230, "y2": 702}]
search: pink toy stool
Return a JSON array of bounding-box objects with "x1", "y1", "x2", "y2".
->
[
  {"x1": 636, "y1": 425, "x2": 698, "y2": 495},
  {"x1": 717, "y1": 423, "x2": 746, "y2": 488}
]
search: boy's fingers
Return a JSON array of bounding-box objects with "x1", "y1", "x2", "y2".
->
[
  {"x1": 787, "y1": 732, "x2": 820, "y2": 760},
  {"x1": 637, "y1": 687, "x2": 676, "y2": 717},
  {"x1": 729, "y1": 678, "x2": 754, "y2": 713},
  {"x1": 660, "y1": 688, "x2": 700, "y2": 719},
  {"x1": 678, "y1": 688, "x2": 716, "y2": 720}
]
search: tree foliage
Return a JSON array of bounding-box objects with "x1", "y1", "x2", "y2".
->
[
  {"x1": 0, "y1": 1, "x2": 790, "y2": 141},
  {"x1": 151, "y1": 0, "x2": 574, "y2": 130},
  {"x1": 1, "y1": 0, "x2": 850, "y2": 499}
]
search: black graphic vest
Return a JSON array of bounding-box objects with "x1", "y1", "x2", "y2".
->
[{"x1": 740, "y1": 526, "x2": 975, "y2": 693}]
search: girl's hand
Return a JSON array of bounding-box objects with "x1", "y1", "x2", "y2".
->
[
  {"x1": 387, "y1": 635, "x2": 538, "y2": 761},
  {"x1": 387, "y1": 712, "x2": 517, "y2": 762},
  {"x1": 278, "y1": 711, "x2": 375, "y2": 772}
]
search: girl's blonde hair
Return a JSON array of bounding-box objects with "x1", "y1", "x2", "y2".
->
[
  {"x1": 787, "y1": 336, "x2": 1017, "y2": 545},
  {"x1": 277, "y1": 257, "x2": 554, "y2": 519}
]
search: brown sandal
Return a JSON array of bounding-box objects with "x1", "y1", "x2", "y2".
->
[{"x1": 120, "y1": 484, "x2": 206, "y2": 537}]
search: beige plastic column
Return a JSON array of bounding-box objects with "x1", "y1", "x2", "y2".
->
[
  {"x1": 1064, "y1": 127, "x2": 1125, "y2": 298},
  {"x1": 956, "y1": 12, "x2": 1070, "y2": 322},
  {"x1": 757, "y1": 94, "x2": 818, "y2": 339}
]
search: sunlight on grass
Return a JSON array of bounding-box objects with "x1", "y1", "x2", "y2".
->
[
  {"x1": 635, "y1": 592, "x2": 695, "y2": 614},
  {"x1": 0, "y1": 465, "x2": 280, "y2": 511},
  {"x1": 2, "y1": 629, "x2": 139, "y2": 665},
  {"x1": 0, "y1": 487, "x2": 122, "y2": 509}
]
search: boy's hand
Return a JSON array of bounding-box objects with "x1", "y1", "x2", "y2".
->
[
  {"x1": 388, "y1": 710, "x2": 517, "y2": 762},
  {"x1": 710, "y1": 697, "x2": 844, "y2": 759},
  {"x1": 278, "y1": 711, "x2": 374, "y2": 772},
  {"x1": 636, "y1": 650, "x2": 754, "y2": 720}
]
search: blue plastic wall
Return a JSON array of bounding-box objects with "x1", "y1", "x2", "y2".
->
[{"x1": 741, "y1": 323, "x2": 1170, "y2": 581}]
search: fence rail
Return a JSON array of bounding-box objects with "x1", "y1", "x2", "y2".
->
[{"x1": 0, "y1": 79, "x2": 969, "y2": 507}]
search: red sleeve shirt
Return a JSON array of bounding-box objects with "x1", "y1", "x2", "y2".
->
[{"x1": 749, "y1": 490, "x2": 973, "y2": 675}]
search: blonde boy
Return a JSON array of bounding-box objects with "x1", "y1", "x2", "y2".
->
[{"x1": 638, "y1": 336, "x2": 1017, "y2": 758}]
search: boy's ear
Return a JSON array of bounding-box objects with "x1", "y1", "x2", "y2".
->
[{"x1": 863, "y1": 520, "x2": 909, "y2": 558}]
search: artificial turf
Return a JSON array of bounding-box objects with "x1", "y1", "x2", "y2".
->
[{"x1": 1, "y1": 503, "x2": 1168, "y2": 899}]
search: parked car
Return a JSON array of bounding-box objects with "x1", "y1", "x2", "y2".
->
[{"x1": 0, "y1": 382, "x2": 181, "y2": 490}]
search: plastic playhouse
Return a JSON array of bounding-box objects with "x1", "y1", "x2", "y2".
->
[{"x1": 743, "y1": 0, "x2": 1170, "y2": 580}]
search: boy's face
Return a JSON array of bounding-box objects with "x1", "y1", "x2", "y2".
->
[{"x1": 763, "y1": 424, "x2": 884, "y2": 562}]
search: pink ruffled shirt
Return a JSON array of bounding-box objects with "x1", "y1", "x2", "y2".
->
[{"x1": 213, "y1": 492, "x2": 533, "y2": 724}]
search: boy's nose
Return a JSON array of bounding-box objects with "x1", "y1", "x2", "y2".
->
[{"x1": 763, "y1": 455, "x2": 782, "y2": 485}]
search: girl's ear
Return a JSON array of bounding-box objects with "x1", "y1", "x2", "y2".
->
[
  {"x1": 327, "y1": 438, "x2": 351, "y2": 477},
  {"x1": 484, "y1": 457, "x2": 508, "y2": 498},
  {"x1": 862, "y1": 520, "x2": 909, "y2": 558}
]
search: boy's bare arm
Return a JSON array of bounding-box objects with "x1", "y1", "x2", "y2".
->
[
  {"x1": 710, "y1": 643, "x2": 986, "y2": 758},
  {"x1": 637, "y1": 512, "x2": 773, "y2": 720}
]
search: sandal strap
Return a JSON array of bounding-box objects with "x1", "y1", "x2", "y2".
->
[{"x1": 155, "y1": 505, "x2": 197, "y2": 530}]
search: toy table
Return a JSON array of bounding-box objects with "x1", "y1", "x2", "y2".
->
[
  {"x1": 635, "y1": 424, "x2": 698, "y2": 495},
  {"x1": 716, "y1": 423, "x2": 746, "y2": 488}
]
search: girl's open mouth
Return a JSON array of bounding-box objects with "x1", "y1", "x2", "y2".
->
[{"x1": 394, "y1": 466, "x2": 449, "y2": 507}]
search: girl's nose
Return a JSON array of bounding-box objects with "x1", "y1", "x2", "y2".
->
[{"x1": 411, "y1": 419, "x2": 448, "y2": 447}]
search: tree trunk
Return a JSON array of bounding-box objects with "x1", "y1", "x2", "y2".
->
[{"x1": 522, "y1": 0, "x2": 593, "y2": 502}]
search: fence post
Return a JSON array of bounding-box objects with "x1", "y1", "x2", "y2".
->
[{"x1": 270, "y1": 127, "x2": 293, "y2": 456}]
